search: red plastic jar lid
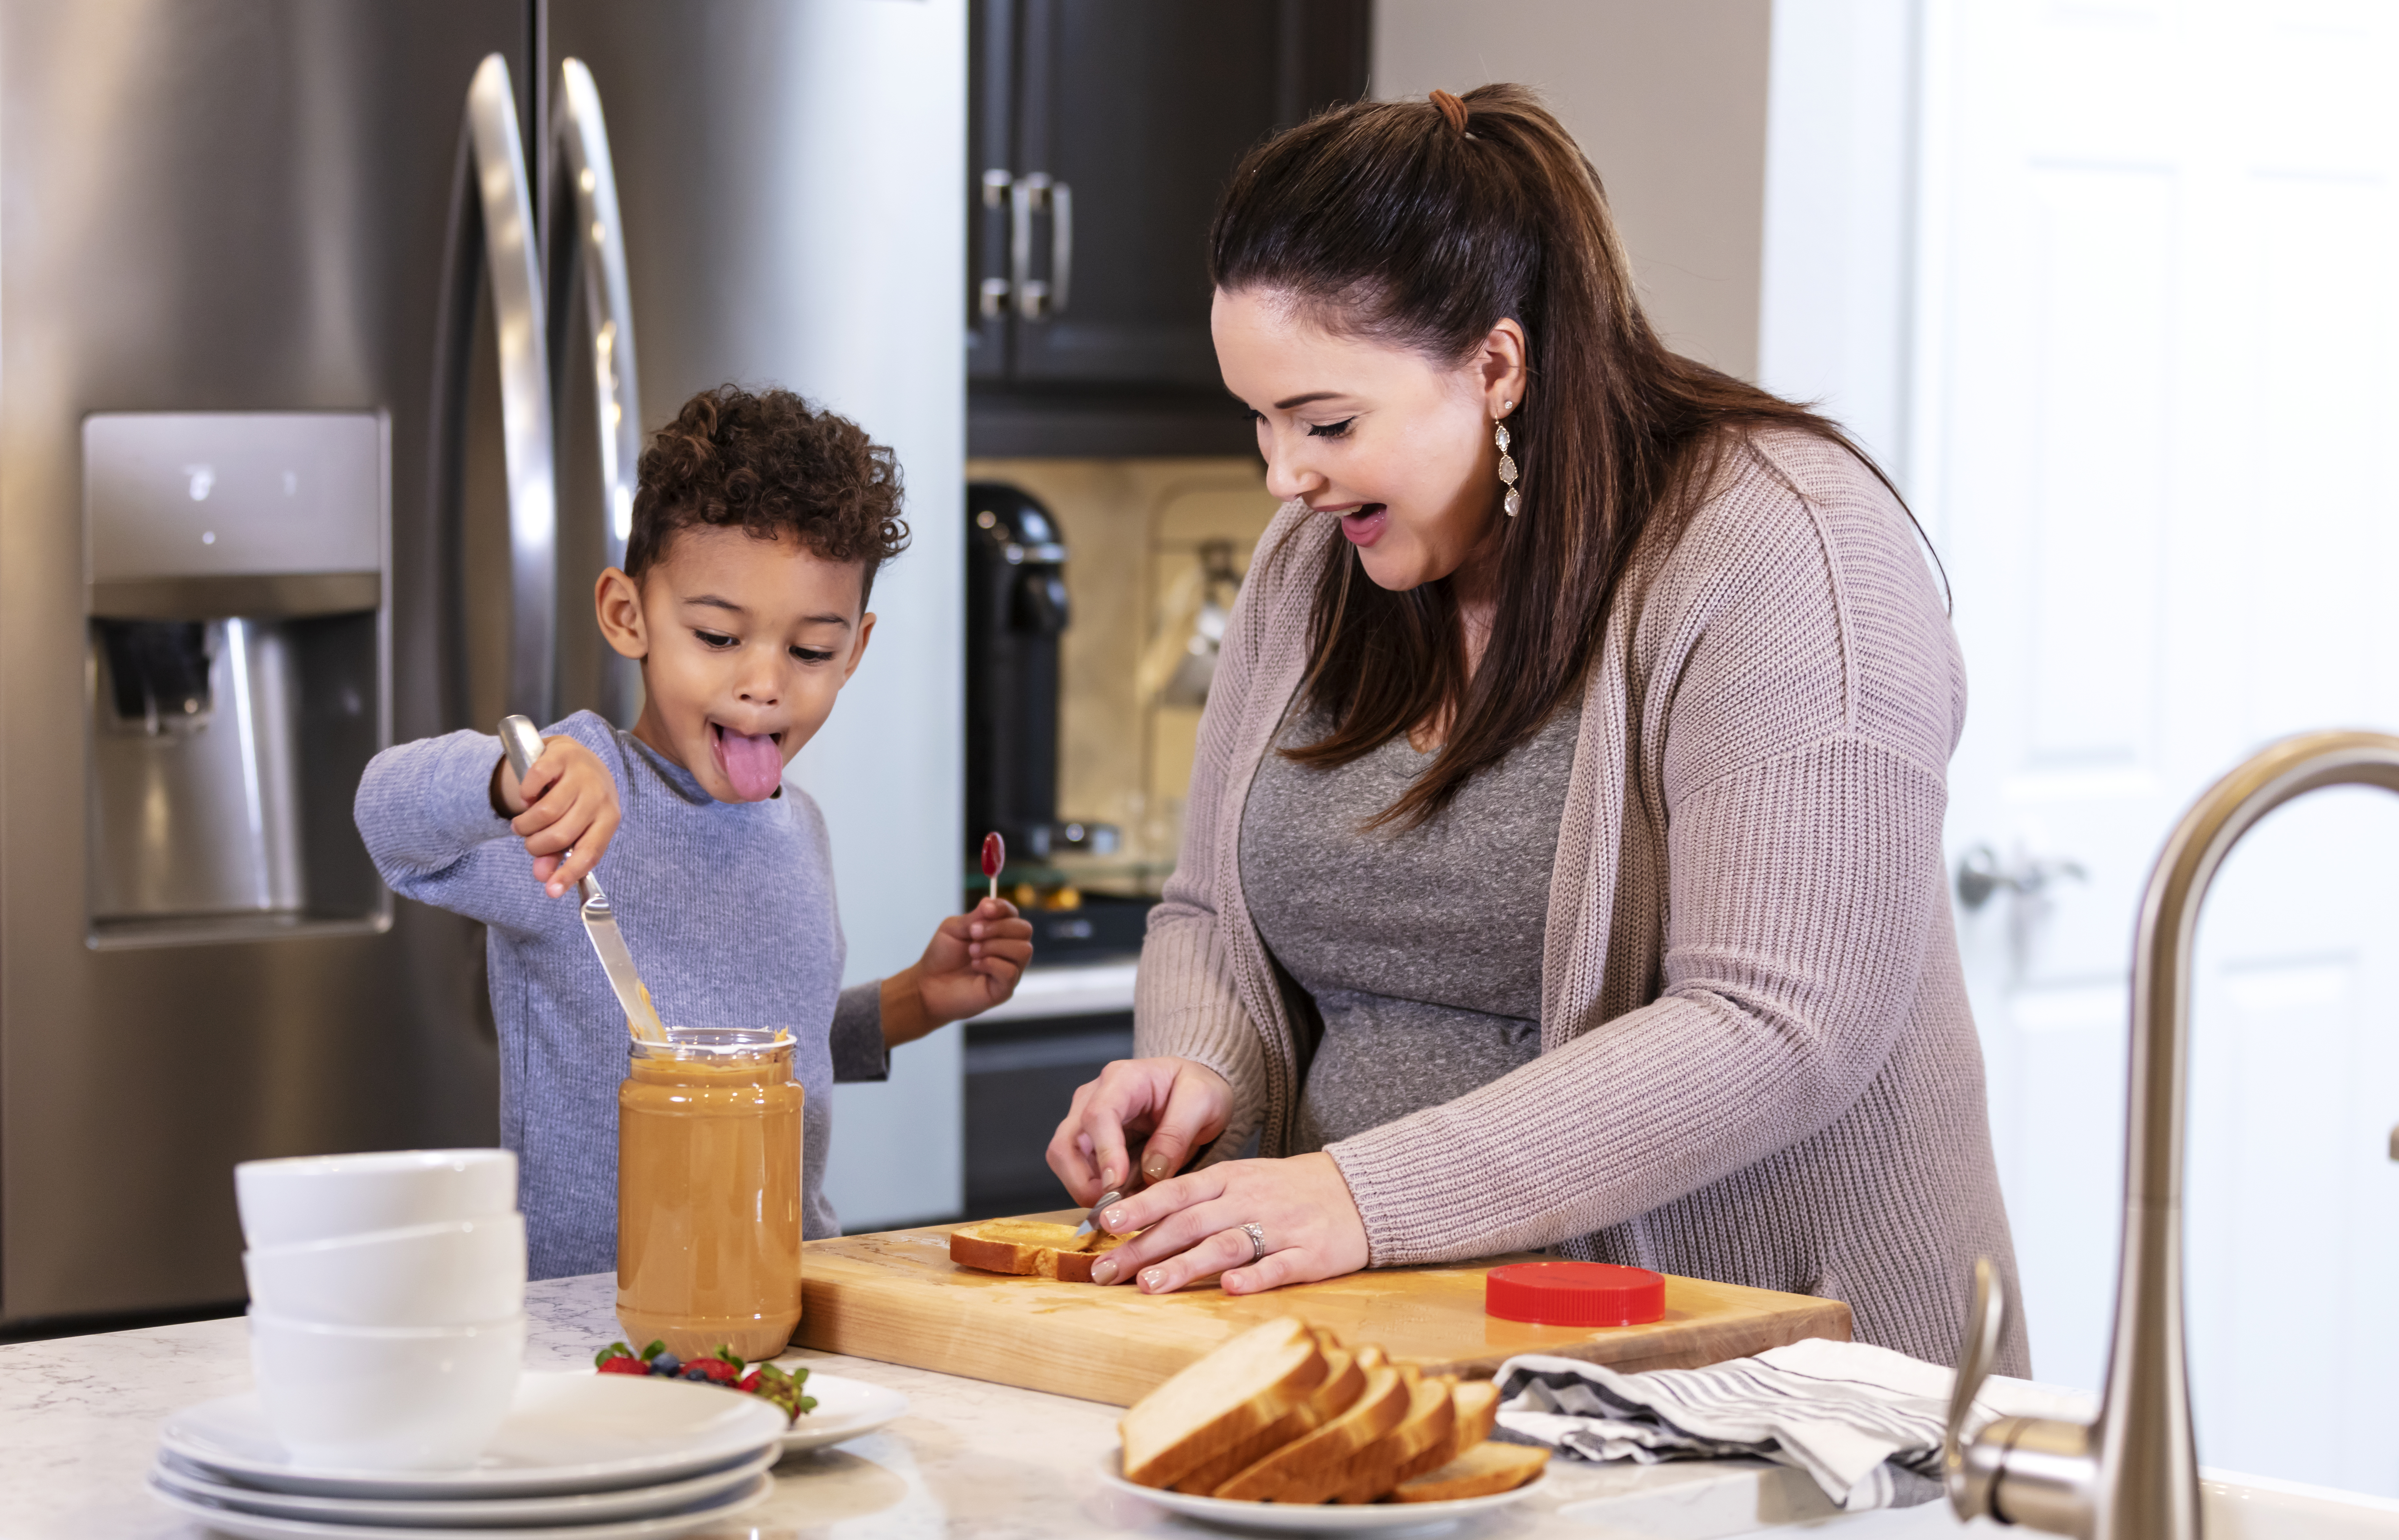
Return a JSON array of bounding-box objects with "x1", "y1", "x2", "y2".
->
[{"x1": 1485, "y1": 1261, "x2": 1665, "y2": 1327}]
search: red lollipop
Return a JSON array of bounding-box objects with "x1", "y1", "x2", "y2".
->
[{"x1": 980, "y1": 831, "x2": 1005, "y2": 902}]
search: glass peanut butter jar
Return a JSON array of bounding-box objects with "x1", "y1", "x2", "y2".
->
[{"x1": 616, "y1": 1027, "x2": 803, "y2": 1361}]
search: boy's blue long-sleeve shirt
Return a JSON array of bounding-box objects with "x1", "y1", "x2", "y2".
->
[{"x1": 353, "y1": 710, "x2": 886, "y2": 1279}]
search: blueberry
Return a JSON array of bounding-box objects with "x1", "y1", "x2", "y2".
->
[
  {"x1": 683, "y1": 1366, "x2": 711, "y2": 1381},
  {"x1": 649, "y1": 1352, "x2": 681, "y2": 1376}
]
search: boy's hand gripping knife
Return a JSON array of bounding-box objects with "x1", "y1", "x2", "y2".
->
[{"x1": 498, "y1": 716, "x2": 669, "y2": 1043}]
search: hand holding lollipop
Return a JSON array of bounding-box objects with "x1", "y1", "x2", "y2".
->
[{"x1": 892, "y1": 832, "x2": 1034, "y2": 1040}]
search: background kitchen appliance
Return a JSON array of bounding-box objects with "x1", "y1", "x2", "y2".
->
[
  {"x1": 962, "y1": 482, "x2": 1144, "y2": 962},
  {"x1": 85, "y1": 414, "x2": 388, "y2": 943},
  {"x1": 959, "y1": 480, "x2": 1146, "y2": 1221},
  {"x1": 964, "y1": 482, "x2": 1117, "y2": 865},
  {"x1": 0, "y1": 0, "x2": 963, "y2": 1331}
]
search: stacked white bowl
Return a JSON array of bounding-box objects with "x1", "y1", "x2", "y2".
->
[{"x1": 235, "y1": 1149, "x2": 527, "y2": 1471}]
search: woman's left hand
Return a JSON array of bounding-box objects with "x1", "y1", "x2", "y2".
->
[{"x1": 1085, "y1": 1152, "x2": 1370, "y2": 1295}]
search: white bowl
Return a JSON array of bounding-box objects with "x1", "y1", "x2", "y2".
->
[
  {"x1": 244, "y1": 1214, "x2": 526, "y2": 1328},
  {"x1": 235, "y1": 1149, "x2": 516, "y2": 1249},
  {"x1": 249, "y1": 1309, "x2": 525, "y2": 1471}
]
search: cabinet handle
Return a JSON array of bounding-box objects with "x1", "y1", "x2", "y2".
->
[
  {"x1": 1048, "y1": 180, "x2": 1072, "y2": 315},
  {"x1": 1011, "y1": 173, "x2": 1052, "y2": 319},
  {"x1": 979, "y1": 170, "x2": 1013, "y2": 317}
]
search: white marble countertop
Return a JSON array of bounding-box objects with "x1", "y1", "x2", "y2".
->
[
  {"x1": 968, "y1": 955, "x2": 1139, "y2": 1023},
  {"x1": 0, "y1": 1272, "x2": 1985, "y2": 1540}
]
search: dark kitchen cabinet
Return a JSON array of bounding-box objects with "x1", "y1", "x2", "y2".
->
[{"x1": 969, "y1": 0, "x2": 1371, "y2": 456}]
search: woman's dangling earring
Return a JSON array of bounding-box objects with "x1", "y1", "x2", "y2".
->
[{"x1": 1495, "y1": 404, "x2": 1521, "y2": 518}]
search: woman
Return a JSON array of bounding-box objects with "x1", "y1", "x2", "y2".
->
[{"x1": 1047, "y1": 85, "x2": 2025, "y2": 1372}]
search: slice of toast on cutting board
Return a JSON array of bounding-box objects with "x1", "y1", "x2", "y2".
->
[{"x1": 947, "y1": 1219, "x2": 1129, "y2": 1284}]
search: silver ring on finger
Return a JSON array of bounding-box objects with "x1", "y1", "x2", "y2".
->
[{"x1": 1240, "y1": 1221, "x2": 1267, "y2": 1265}]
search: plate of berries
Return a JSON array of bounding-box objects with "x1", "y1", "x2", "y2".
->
[{"x1": 594, "y1": 1341, "x2": 909, "y2": 1455}]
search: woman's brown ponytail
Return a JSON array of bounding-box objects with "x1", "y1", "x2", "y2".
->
[{"x1": 1210, "y1": 84, "x2": 1909, "y2": 829}]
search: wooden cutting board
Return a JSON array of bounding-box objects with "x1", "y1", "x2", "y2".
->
[{"x1": 795, "y1": 1213, "x2": 1852, "y2": 1406}]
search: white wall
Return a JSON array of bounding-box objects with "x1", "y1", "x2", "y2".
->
[
  {"x1": 1372, "y1": 0, "x2": 1774, "y2": 379},
  {"x1": 1757, "y1": 0, "x2": 1921, "y2": 481},
  {"x1": 1373, "y1": 0, "x2": 1925, "y2": 480},
  {"x1": 762, "y1": 0, "x2": 968, "y2": 1231},
  {"x1": 565, "y1": 0, "x2": 966, "y2": 1231}
]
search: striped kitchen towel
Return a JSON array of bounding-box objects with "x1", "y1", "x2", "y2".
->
[{"x1": 1490, "y1": 1338, "x2": 2094, "y2": 1512}]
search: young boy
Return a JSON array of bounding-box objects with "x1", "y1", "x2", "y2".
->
[{"x1": 355, "y1": 385, "x2": 1030, "y2": 1279}]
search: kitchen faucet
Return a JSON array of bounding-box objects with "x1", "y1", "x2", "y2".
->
[{"x1": 1940, "y1": 729, "x2": 2399, "y2": 1540}]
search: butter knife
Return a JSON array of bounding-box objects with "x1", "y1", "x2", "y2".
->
[
  {"x1": 498, "y1": 715, "x2": 668, "y2": 1043},
  {"x1": 1074, "y1": 1161, "x2": 1148, "y2": 1239},
  {"x1": 1073, "y1": 1190, "x2": 1121, "y2": 1241}
]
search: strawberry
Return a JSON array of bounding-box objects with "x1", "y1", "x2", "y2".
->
[
  {"x1": 597, "y1": 1355, "x2": 651, "y2": 1375},
  {"x1": 682, "y1": 1357, "x2": 740, "y2": 1385}
]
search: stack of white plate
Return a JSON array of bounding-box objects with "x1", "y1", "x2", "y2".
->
[{"x1": 146, "y1": 1371, "x2": 788, "y2": 1540}]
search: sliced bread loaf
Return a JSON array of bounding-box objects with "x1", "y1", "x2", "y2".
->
[
  {"x1": 1323, "y1": 1371, "x2": 1457, "y2": 1505},
  {"x1": 1444, "y1": 1379, "x2": 1502, "y2": 1453},
  {"x1": 1169, "y1": 1340, "x2": 1364, "y2": 1494},
  {"x1": 1389, "y1": 1440, "x2": 1550, "y2": 1503},
  {"x1": 1210, "y1": 1361, "x2": 1410, "y2": 1502},
  {"x1": 1119, "y1": 1318, "x2": 1329, "y2": 1490}
]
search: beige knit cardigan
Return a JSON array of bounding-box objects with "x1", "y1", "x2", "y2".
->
[{"x1": 1133, "y1": 429, "x2": 2029, "y2": 1374}]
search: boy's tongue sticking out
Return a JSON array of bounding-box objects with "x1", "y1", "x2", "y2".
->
[{"x1": 712, "y1": 723, "x2": 785, "y2": 801}]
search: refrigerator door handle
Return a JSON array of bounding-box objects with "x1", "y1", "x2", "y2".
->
[
  {"x1": 551, "y1": 58, "x2": 645, "y2": 727},
  {"x1": 551, "y1": 59, "x2": 643, "y2": 576},
  {"x1": 463, "y1": 53, "x2": 558, "y2": 724}
]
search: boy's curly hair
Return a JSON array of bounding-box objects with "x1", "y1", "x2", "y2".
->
[{"x1": 626, "y1": 384, "x2": 909, "y2": 603}]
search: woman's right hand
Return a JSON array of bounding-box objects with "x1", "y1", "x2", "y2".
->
[{"x1": 1046, "y1": 1057, "x2": 1233, "y2": 1206}]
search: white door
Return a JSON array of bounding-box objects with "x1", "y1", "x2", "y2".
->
[{"x1": 1914, "y1": 0, "x2": 2399, "y2": 1496}]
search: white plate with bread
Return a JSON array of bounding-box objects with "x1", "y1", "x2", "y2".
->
[
  {"x1": 1103, "y1": 1317, "x2": 1552, "y2": 1533},
  {"x1": 1098, "y1": 1449, "x2": 1551, "y2": 1533}
]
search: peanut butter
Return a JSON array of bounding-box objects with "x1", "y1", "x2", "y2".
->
[{"x1": 615, "y1": 1028, "x2": 802, "y2": 1361}]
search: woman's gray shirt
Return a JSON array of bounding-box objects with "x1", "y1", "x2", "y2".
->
[{"x1": 1239, "y1": 704, "x2": 1582, "y2": 1153}]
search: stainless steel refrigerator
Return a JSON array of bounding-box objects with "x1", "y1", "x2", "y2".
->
[{"x1": 0, "y1": 0, "x2": 965, "y2": 1329}]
